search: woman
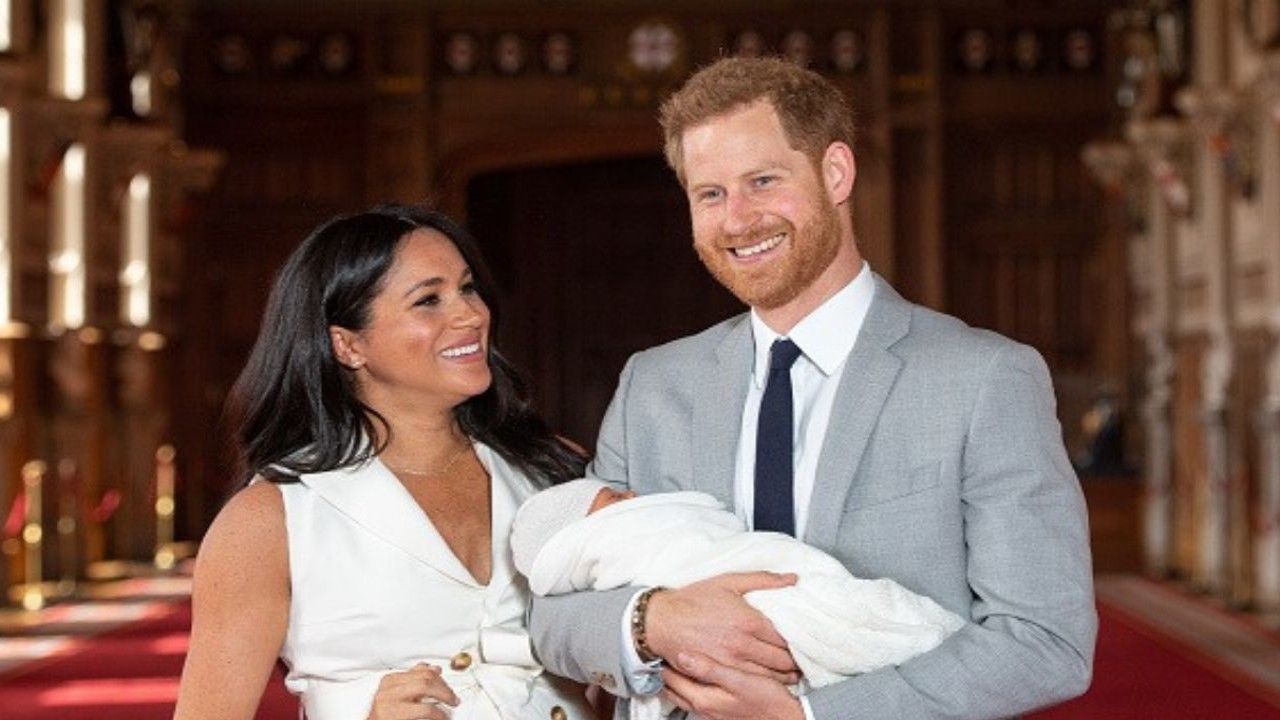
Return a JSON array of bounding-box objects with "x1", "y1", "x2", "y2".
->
[{"x1": 174, "y1": 205, "x2": 596, "y2": 720}]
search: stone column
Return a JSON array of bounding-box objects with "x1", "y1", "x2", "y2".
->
[
  {"x1": 1252, "y1": 51, "x2": 1280, "y2": 614},
  {"x1": 1177, "y1": 20, "x2": 1237, "y2": 590},
  {"x1": 1125, "y1": 120, "x2": 1188, "y2": 577}
]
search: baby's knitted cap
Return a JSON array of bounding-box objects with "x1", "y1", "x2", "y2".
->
[{"x1": 511, "y1": 478, "x2": 609, "y2": 577}]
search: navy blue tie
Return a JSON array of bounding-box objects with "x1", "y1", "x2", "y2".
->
[{"x1": 754, "y1": 339, "x2": 803, "y2": 535}]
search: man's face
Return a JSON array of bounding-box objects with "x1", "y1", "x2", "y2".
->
[{"x1": 681, "y1": 100, "x2": 843, "y2": 312}]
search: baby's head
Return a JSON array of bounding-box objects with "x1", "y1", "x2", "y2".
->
[
  {"x1": 588, "y1": 486, "x2": 636, "y2": 514},
  {"x1": 511, "y1": 479, "x2": 636, "y2": 577}
]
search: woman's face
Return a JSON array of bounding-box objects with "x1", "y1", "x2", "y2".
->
[{"x1": 331, "y1": 228, "x2": 492, "y2": 415}]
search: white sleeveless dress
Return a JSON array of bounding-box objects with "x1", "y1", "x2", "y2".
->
[{"x1": 274, "y1": 443, "x2": 595, "y2": 720}]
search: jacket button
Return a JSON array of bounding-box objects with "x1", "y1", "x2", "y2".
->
[
  {"x1": 550, "y1": 706, "x2": 567, "y2": 720},
  {"x1": 450, "y1": 652, "x2": 472, "y2": 671}
]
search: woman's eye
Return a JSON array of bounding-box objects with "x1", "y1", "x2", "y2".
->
[
  {"x1": 413, "y1": 294, "x2": 440, "y2": 307},
  {"x1": 460, "y1": 281, "x2": 478, "y2": 295}
]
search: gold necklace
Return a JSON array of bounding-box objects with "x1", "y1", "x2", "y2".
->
[{"x1": 383, "y1": 444, "x2": 471, "y2": 478}]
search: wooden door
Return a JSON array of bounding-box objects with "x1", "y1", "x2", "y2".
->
[{"x1": 467, "y1": 155, "x2": 742, "y2": 448}]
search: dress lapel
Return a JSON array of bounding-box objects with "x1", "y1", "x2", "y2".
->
[
  {"x1": 691, "y1": 317, "x2": 753, "y2": 505},
  {"x1": 301, "y1": 456, "x2": 478, "y2": 587},
  {"x1": 483, "y1": 444, "x2": 537, "y2": 592},
  {"x1": 804, "y1": 275, "x2": 910, "y2": 548}
]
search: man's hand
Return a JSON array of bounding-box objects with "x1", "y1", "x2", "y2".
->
[
  {"x1": 645, "y1": 572, "x2": 800, "y2": 683},
  {"x1": 662, "y1": 651, "x2": 804, "y2": 720}
]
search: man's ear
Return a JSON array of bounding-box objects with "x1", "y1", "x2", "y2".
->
[
  {"x1": 329, "y1": 326, "x2": 365, "y2": 370},
  {"x1": 822, "y1": 141, "x2": 856, "y2": 205}
]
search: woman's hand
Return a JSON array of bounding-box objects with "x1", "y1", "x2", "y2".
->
[{"x1": 367, "y1": 664, "x2": 460, "y2": 720}]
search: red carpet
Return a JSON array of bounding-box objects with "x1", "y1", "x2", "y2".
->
[
  {"x1": 0, "y1": 600, "x2": 297, "y2": 719},
  {"x1": 2, "y1": 588, "x2": 1279, "y2": 719},
  {"x1": 1028, "y1": 602, "x2": 1280, "y2": 719}
]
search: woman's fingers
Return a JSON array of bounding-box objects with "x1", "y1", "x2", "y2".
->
[{"x1": 369, "y1": 665, "x2": 460, "y2": 720}]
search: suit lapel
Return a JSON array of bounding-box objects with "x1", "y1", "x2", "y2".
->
[
  {"x1": 804, "y1": 275, "x2": 910, "y2": 548},
  {"x1": 691, "y1": 316, "x2": 753, "y2": 505},
  {"x1": 302, "y1": 456, "x2": 478, "y2": 587}
]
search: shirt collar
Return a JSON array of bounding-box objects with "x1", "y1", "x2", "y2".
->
[{"x1": 749, "y1": 262, "x2": 875, "y2": 388}]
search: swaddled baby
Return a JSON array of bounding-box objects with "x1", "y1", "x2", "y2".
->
[{"x1": 511, "y1": 480, "x2": 965, "y2": 718}]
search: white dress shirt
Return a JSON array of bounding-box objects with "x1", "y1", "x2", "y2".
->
[
  {"x1": 620, "y1": 264, "x2": 876, "y2": 711},
  {"x1": 735, "y1": 262, "x2": 874, "y2": 539}
]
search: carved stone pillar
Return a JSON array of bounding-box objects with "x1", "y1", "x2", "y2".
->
[
  {"x1": 1125, "y1": 120, "x2": 1188, "y2": 577},
  {"x1": 1252, "y1": 50, "x2": 1280, "y2": 614},
  {"x1": 1176, "y1": 82, "x2": 1238, "y2": 596}
]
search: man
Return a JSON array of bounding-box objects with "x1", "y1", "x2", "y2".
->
[{"x1": 531, "y1": 57, "x2": 1096, "y2": 720}]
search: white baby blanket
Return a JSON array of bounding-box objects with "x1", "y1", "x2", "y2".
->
[{"x1": 524, "y1": 491, "x2": 966, "y2": 718}]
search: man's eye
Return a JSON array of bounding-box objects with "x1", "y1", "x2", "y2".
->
[
  {"x1": 697, "y1": 189, "x2": 723, "y2": 203},
  {"x1": 753, "y1": 175, "x2": 777, "y2": 187}
]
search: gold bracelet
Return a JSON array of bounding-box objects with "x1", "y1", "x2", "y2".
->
[{"x1": 631, "y1": 586, "x2": 666, "y2": 663}]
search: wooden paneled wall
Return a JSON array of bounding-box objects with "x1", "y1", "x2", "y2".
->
[
  {"x1": 0, "y1": 0, "x2": 1145, "y2": 605},
  {"x1": 174, "y1": 0, "x2": 1121, "y2": 562}
]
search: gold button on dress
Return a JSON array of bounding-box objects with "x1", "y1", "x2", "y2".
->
[{"x1": 450, "y1": 651, "x2": 473, "y2": 671}]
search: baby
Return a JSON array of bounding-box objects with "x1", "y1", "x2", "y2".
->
[{"x1": 511, "y1": 480, "x2": 965, "y2": 717}]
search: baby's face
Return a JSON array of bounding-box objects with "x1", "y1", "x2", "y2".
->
[{"x1": 588, "y1": 487, "x2": 636, "y2": 515}]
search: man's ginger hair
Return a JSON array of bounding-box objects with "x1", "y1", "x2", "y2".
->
[{"x1": 659, "y1": 56, "x2": 857, "y2": 186}]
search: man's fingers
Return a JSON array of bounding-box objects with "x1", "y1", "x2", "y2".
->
[
  {"x1": 673, "y1": 650, "x2": 727, "y2": 686},
  {"x1": 718, "y1": 571, "x2": 798, "y2": 595},
  {"x1": 742, "y1": 632, "x2": 798, "y2": 670},
  {"x1": 735, "y1": 658, "x2": 802, "y2": 685},
  {"x1": 660, "y1": 669, "x2": 693, "y2": 715},
  {"x1": 660, "y1": 685, "x2": 693, "y2": 715}
]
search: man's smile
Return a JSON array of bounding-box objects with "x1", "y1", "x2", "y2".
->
[{"x1": 730, "y1": 232, "x2": 786, "y2": 259}]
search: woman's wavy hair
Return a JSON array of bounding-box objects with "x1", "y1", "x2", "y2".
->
[{"x1": 226, "y1": 204, "x2": 586, "y2": 488}]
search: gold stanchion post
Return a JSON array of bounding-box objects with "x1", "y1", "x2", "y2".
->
[
  {"x1": 56, "y1": 458, "x2": 79, "y2": 597},
  {"x1": 20, "y1": 460, "x2": 47, "y2": 610},
  {"x1": 154, "y1": 445, "x2": 176, "y2": 571}
]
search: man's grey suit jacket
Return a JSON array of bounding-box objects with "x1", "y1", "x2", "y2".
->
[{"x1": 531, "y1": 274, "x2": 1097, "y2": 720}]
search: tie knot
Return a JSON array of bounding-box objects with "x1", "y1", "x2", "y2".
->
[{"x1": 769, "y1": 339, "x2": 803, "y2": 374}]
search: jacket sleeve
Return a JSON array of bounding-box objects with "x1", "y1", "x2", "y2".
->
[{"x1": 806, "y1": 343, "x2": 1097, "y2": 720}]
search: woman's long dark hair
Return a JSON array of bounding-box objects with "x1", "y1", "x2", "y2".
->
[{"x1": 226, "y1": 204, "x2": 586, "y2": 488}]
